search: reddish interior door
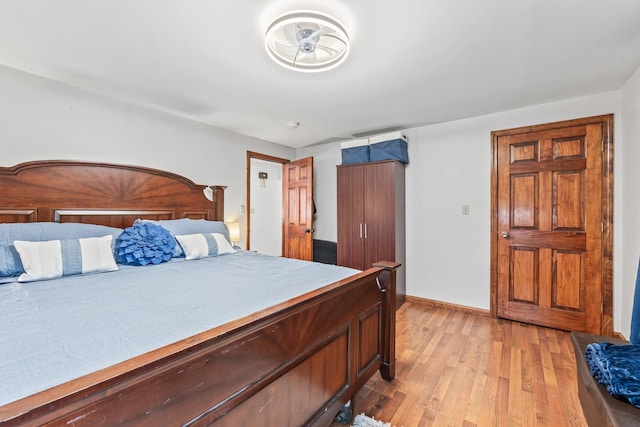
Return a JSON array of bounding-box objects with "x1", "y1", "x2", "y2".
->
[
  {"x1": 283, "y1": 157, "x2": 314, "y2": 260},
  {"x1": 494, "y1": 119, "x2": 610, "y2": 334}
]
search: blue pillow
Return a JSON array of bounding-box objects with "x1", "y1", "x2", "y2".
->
[
  {"x1": 143, "y1": 219, "x2": 230, "y2": 257},
  {"x1": 0, "y1": 222, "x2": 123, "y2": 277},
  {"x1": 116, "y1": 221, "x2": 176, "y2": 266}
]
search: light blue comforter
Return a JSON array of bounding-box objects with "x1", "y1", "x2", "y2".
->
[{"x1": 0, "y1": 251, "x2": 358, "y2": 406}]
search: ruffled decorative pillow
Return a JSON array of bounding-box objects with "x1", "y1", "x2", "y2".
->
[{"x1": 116, "y1": 221, "x2": 176, "y2": 266}]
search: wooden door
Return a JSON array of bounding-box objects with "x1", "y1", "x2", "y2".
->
[
  {"x1": 337, "y1": 164, "x2": 365, "y2": 269},
  {"x1": 283, "y1": 157, "x2": 314, "y2": 260},
  {"x1": 492, "y1": 115, "x2": 613, "y2": 335}
]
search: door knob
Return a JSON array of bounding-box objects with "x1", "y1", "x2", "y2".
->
[
  {"x1": 501, "y1": 231, "x2": 509, "y2": 238},
  {"x1": 305, "y1": 228, "x2": 315, "y2": 233}
]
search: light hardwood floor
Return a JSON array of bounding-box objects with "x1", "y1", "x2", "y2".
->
[{"x1": 331, "y1": 301, "x2": 588, "y2": 427}]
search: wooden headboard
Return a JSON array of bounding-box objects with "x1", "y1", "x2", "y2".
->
[{"x1": 0, "y1": 161, "x2": 225, "y2": 227}]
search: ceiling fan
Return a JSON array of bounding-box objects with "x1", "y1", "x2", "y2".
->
[{"x1": 265, "y1": 11, "x2": 350, "y2": 73}]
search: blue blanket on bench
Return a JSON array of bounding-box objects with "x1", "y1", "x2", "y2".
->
[{"x1": 585, "y1": 342, "x2": 640, "y2": 408}]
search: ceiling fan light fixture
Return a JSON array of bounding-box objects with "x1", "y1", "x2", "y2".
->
[{"x1": 265, "y1": 10, "x2": 350, "y2": 73}]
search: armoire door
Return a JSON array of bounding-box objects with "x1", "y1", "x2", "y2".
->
[
  {"x1": 337, "y1": 164, "x2": 365, "y2": 269},
  {"x1": 362, "y1": 162, "x2": 397, "y2": 269},
  {"x1": 492, "y1": 115, "x2": 613, "y2": 335}
]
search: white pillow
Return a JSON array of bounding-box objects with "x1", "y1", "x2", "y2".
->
[
  {"x1": 14, "y1": 235, "x2": 118, "y2": 282},
  {"x1": 174, "y1": 233, "x2": 235, "y2": 260}
]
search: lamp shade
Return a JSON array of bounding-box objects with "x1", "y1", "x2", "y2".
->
[{"x1": 227, "y1": 222, "x2": 240, "y2": 244}]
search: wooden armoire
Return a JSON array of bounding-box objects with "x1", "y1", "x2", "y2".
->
[{"x1": 337, "y1": 160, "x2": 406, "y2": 305}]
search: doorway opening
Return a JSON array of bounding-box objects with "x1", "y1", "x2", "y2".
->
[{"x1": 246, "y1": 151, "x2": 289, "y2": 254}]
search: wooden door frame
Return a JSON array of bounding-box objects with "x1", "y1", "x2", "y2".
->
[
  {"x1": 246, "y1": 151, "x2": 289, "y2": 251},
  {"x1": 490, "y1": 114, "x2": 614, "y2": 336}
]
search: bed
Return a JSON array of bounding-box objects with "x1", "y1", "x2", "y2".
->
[{"x1": 0, "y1": 160, "x2": 398, "y2": 426}]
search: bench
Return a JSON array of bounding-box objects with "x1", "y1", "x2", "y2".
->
[{"x1": 570, "y1": 332, "x2": 640, "y2": 427}]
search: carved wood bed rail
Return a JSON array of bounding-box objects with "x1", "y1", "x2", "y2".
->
[{"x1": 0, "y1": 161, "x2": 397, "y2": 426}]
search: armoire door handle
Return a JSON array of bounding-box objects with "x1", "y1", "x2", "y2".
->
[
  {"x1": 359, "y1": 223, "x2": 363, "y2": 238},
  {"x1": 364, "y1": 223, "x2": 367, "y2": 239}
]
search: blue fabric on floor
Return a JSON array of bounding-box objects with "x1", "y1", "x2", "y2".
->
[
  {"x1": 630, "y1": 256, "x2": 640, "y2": 345},
  {"x1": 585, "y1": 342, "x2": 640, "y2": 408}
]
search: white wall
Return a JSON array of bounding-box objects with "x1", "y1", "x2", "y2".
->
[
  {"x1": 620, "y1": 65, "x2": 640, "y2": 338},
  {"x1": 296, "y1": 142, "x2": 342, "y2": 242},
  {"x1": 0, "y1": 65, "x2": 295, "y2": 246},
  {"x1": 249, "y1": 158, "x2": 282, "y2": 255},
  {"x1": 300, "y1": 90, "x2": 626, "y2": 331}
]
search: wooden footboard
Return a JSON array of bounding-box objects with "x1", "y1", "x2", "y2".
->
[{"x1": 1, "y1": 263, "x2": 398, "y2": 426}]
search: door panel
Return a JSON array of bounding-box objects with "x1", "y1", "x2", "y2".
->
[
  {"x1": 494, "y1": 119, "x2": 609, "y2": 334},
  {"x1": 363, "y1": 163, "x2": 395, "y2": 269},
  {"x1": 511, "y1": 173, "x2": 537, "y2": 228},
  {"x1": 337, "y1": 165, "x2": 365, "y2": 270},
  {"x1": 553, "y1": 250, "x2": 583, "y2": 311},
  {"x1": 283, "y1": 157, "x2": 313, "y2": 260},
  {"x1": 511, "y1": 246, "x2": 537, "y2": 303}
]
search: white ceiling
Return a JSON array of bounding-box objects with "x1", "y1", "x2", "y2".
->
[{"x1": 1, "y1": 0, "x2": 639, "y2": 148}]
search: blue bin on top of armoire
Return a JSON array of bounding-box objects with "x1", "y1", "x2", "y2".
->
[
  {"x1": 369, "y1": 132, "x2": 409, "y2": 164},
  {"x1": 340, "y1": 138, "x2": 370, "y2": 165}
]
